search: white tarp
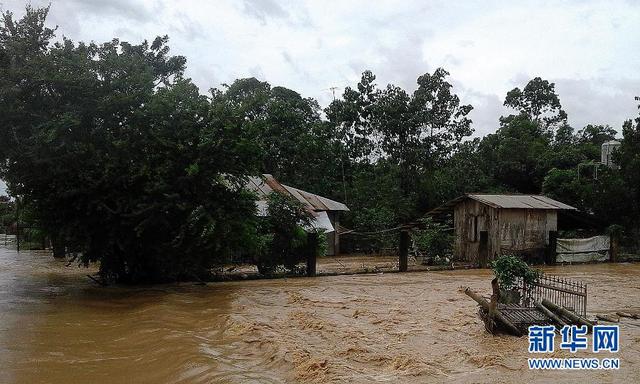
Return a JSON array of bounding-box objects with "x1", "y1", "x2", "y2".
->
[
  {"x1": 556, "y1": 235, "x2": 610, "y2": 263},
  {"x1": 307, "y1": 211, "x2": 335, "y2": 233},
  {"x1": 255, "y1": 200, "x2": 334, "y2": 233}
]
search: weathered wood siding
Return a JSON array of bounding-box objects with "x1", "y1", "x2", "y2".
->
[
  {"x1": 454, "y1": 199, "x2": 499, "y2": 262},
  {"x1": 326, "y1": 212, "x2": 340, "y2": 256},
  {"x1": 498, "y1": 209, "x2": 556, "y2": 253},
  {"x1": 454, "y1": 199, "x2": 557, "y2": 263}
]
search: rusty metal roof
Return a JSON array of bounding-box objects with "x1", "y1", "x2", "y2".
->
[
  {"x1": 426, "y1": 194, "x2": 577, "y2": 217},
  {"x1": 246, "y1": 174, "x2": 349, "y2": 212},
  {"x1": 467, "y1": 194, "x2": 577, "y2": 210}
]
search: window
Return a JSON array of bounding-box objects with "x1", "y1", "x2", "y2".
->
[{"x1": 469, "y1": 215, "x2": 479, "y2": 242}]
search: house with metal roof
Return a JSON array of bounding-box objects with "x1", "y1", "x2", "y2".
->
[
  {"x1": 427, "y1": 194, "x2": 577, "y2": 265},
  {"x1": 245, "y1": 174, "x2": 349, "y2": 255}
]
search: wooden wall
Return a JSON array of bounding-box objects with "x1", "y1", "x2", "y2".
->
[
  {"x1": 454, "y1": 199, "x2": 557, "y2": 263},
  {"x1": 454, "y1": 199, "x2": 498, "y2": 262},
  {"x1": 498, "y1": 209, "x2": 557, "y2": 252}
]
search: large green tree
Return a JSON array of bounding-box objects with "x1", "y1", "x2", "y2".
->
[
  {"x1": 479, "y1": 77, "x2": 572, "y2": 193},
  {"x1": 326, "y1": 68, "x2": 473, "y2": 220},
  {"x1": 0, "y1": 6, "x2": 261, "y2": 282},
  {"x1": 615, "y1": 105, "x2": 640, "y2": 235},
  {"x1": 211, "y1": 78, "x2": 347, "y2": 200},
  {"x1": 503, "y1": 77, "x2": 567, "y2": 133}
]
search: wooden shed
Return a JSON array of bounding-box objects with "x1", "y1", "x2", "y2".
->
[
  {"x1": 427, "y1": 194, "x2": 577, "y2": 265},
  {"x1": 245, "y1": 174, "x2": 349, "y2": 255}
]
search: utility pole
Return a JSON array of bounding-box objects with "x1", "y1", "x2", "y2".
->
[
  {"x1": 325, "y1": 85, "x2": 348, "y2": 203},
  {"x1": 15, "y1": 197, "x2": 20, "y2": 252},
  {"x1": 329, "y1": 86, "x2": 339, "y2": 102}
]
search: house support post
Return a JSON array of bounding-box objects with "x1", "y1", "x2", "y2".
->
[
  {"x1": 399, "y1": 229, "x2": 409, "y2": 272},
  {"x1": 478, "y1": 231, "x2": 488, "y2": 268},
  {"x1": 546, "y1": 231, "x2": 557, "y2": 265},
  {"x1": 307, "y1": 232, "x2": 318, "y2": 277},
  {"x1": 610, "y1": 233, "x2": 618, "y2": 263}
]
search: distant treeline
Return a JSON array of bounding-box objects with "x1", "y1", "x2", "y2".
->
[{"x1": 1, "y1": 6, "x2": 638, "y2": 283}]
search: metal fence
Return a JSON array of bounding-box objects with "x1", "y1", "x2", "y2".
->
[
  {"x1": 0, "y1": 234, "x2": 16, "y2": 246},
  {"x1": 517, "y1": 274, "x2": 587, "y2": 317}
]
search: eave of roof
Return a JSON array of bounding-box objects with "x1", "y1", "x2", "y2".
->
[
  {"x1": 246, "y1": 174, "x2": 349, "y2": 212},
  {"x1": 426, "y1": 193, "x2": 577, "y2": 217}
]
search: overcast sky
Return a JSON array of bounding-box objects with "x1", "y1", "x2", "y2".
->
[{"x1": 1, "y1": 0, "x2": 639, "y2": 196}]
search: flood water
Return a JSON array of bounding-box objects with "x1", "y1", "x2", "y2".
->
[{"x1": 1, "y1": 246, "x2": 639, "y2": 383}]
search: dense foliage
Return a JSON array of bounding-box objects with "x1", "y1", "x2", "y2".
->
[
  {"x1": 412, "y1": 218, "x2": 454, "y2": 264},
  {"x1": 253, "y1": 193, "x2": 314, "y2": 275},
  {"x1": 0, "y1": 7, "x2": 261, "y2": 282},
  {"x1": 0, "y1": 196, "x2": 13, "y2": 233},
  {"x1": 1, "y1": 6, "x2": 639, "y2": 283},
  {"x1": 491, "y1": 254, "x2": 540, "y2": 291}
]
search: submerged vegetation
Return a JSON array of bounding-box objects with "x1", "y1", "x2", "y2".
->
[
  {"x1": 1, "y1": 6, "x2": 639, "y2": 283},
  {"x1": 412, "y1": 218, "x2": 454, "y2": 265},
  {"x1": 491, "y1": 254, "x2": 540, "y2": 291}
]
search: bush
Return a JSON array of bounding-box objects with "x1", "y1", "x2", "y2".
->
[
  {"x1": 412, "y1": 218, "x2": 454, "y2": 264},
  {"x1": 254, "y1": 193, "x2": 313, "y2": 274},
  {"x1": 490, "y1": 254, "x2": 540, "y2": 291}
]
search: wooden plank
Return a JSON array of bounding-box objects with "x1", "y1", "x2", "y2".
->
[
  {"x1": 535, "y1": 301, "x2": 567, "y2": 327},
  {"x1": 542, "y1": 299, "x2": 593, "y2": 331},
  {"x1": 464, "y1": 287, "x2": 523, "y2": 337}
]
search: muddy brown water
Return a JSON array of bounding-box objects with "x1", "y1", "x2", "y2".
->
[{"x1": 0, "y1": 246, "x2": 638, "y2": 383}]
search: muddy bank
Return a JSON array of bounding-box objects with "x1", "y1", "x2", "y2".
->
[
  {"x1": 0, "y1": 247, "x2": 638, "y2": 383},
  {"x1": 211, "y1": 254, "x2": 460, "y2": 282}
]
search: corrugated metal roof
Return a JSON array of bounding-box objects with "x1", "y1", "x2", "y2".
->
[
  {"x1": 426, "y1": 194, "x2": 577, "y2": 217},
  {"x1": 282, "y1": 185, "x2": 349, "y2": 211},
  {"x1": 246, "y1": 174, "x2": 349, "y2": 212},
  {"x1": 467, "y1": 194, "x2": 577, "y2": 210}
]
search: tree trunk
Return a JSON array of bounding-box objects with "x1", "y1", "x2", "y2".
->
[
  {"x1": 464, "y1": 287, "x2": 523, "y2": 337},
  {"x1": 541, "y1": 299, "x2": 593, "y2": 331},
  {"x1": 52, "y1": 235, "x2": 65, "y2": 258}
]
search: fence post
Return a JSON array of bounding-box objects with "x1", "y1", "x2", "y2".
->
[
  {"x1": 399, "y1": 230, "x2": 409, "y2": 272},
  {"x1": 307, "y1": 232, "x2": 318, "y2": 277},
  {"x1": 52, "y1": 235, "x2": 65, "y2": 258},
  {"x1": 478, "y1": 231, "x2": 488, "y2": 268},
  {"x1": 610, "y1": 233, "x2": 618, "y2": 263},
  {"x1": 546, "y1": 231, "x2": 557, "y2": 265},
  {"x1": 334, "y1": 213, "x2": 341, "y2": 256},
  {"x1": 15, "y1": 198, "x2": 20, "y2": 253}
]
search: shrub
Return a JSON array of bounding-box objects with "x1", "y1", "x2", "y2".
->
[
  {"x1": 490, "y1": 254, "x2": 540, "y2": 291},
  {"x1": 254, "y1": 193, "x2": 313, "y2": 274},
  {"x1": 412, "y1": 217, "x2": 454, "y2": 264}
]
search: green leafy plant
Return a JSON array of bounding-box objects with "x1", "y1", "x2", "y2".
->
[
  {"x1": 413, "y1": 217, "x2": 454, "y2": 264},
  {"x1": 254, "y1": 193, "x2": 313, "y2": 274},
  {"x1": 490, "y1": 254, "x2": 540, "y2": 291}
]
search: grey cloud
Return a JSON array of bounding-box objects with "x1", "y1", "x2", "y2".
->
[
  {"x1": 65, "y1": 0, "x2": 158, "y2": 22},
  {"x1": 241, "y1": 0, "x2": 289, "y2": 25},
  {"x1": 555, "y1": 77, "x2": 640, "y2": 132},
  {"x1": 2, "y1": 0, "x2": 638, "y2": 142},
  {"x1": 1, "y1": 0, "x2": 158, "y2": 40},
  {"x1": 249, "y1": 65, "x2": 265, "y2": 79},
  {"x1": 281, "y1": 50, "x2": 310, "y2": 79},
  {"x1": 508, "y1": 72, "x2": 533, "y2": 88},
  {"x1": 462, "y1": 76, "x2": 640, "y2": 138},
  {"x1": 169, "y1": 11, "x2": 206, "y2": 42},
  {"x1": 186, "y1": 64, "x2": 220, "y2": 94},
  {"x1": 372, "y1": 33, "x2": 431, "y2": 92},
  {"x1": 458, "y1": 88, "x2": 504, "y2": 137}
]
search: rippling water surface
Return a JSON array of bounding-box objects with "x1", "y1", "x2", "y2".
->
[{"x1": 0, "y1": 246, "x2": 638, "y2": 383}]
